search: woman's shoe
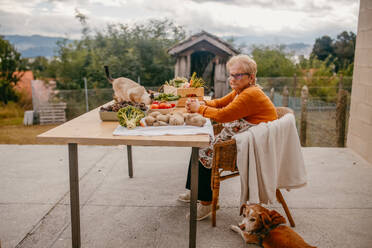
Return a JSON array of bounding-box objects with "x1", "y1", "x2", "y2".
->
[
  {"x1": 186, "y1": 203, "x2": 220, "y2": 221},
  {"x1": 177, "y1": 191, "x2": 191, "y2": 203}
]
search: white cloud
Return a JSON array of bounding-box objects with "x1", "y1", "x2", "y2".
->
[
  {"x1": 0, "y1": 0, "x2": 359, "y2": 43},
  {"x1": 0, "y1": 0, "x2": 42, "y2": 14},
  {"x1": 90, "y1": 0, "x2": 127, "y2": 7}
]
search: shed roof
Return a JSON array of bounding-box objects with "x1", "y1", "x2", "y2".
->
[{"x1": 168, "y1": 31, "x2": 239, "y2": 56}]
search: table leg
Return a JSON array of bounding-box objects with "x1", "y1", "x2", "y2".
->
[
  {"x1": 127, "y1": 145, "x2": 133, "y2": 178},
  {"x1": 68, "y1": 143, "x2": 81, "y2": 248},
  {"x1": 189, "y1": 147, "x2": 199, "y2": 248}
]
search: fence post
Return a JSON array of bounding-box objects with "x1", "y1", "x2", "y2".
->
[
  {"x1": 338, "y1": 74, "x2": 343, "y2": 91},
  {"x1": 282, "y1": 85, "x2": 289, "y2": 107},
  {"x1": 336, "y1": 89, "x2": 348, "y2": 147},
  {"x1": 84, "y1": 77, "x2": 89, "y2": 112},
  {"x1": 270, "y1": 88, "x2": 275, "y2": 103},
  {"x1": 293, "y1": 73, "x2": 297, "y2": 96},
  {"x1": 300, "y1": 85, "x2": 308, "y2": 146}
]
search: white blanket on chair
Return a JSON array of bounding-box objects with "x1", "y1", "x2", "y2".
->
[{"x1": 233, "y1": 113, "x2": 307, "y2": 205}]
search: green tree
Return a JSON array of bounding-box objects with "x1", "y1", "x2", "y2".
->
[
  {"x1": 310, "y1": 31, "x2": 356, "y2": 75},
  {"x1": 298, "y1": 55, "x2": 339, "y2": 102},
  {"x1": 53, "y1": 18, "x2": 185, "y2": 89},
  {"x1": 311, "y1": 35, "x2": 334, "y2": 61},
  {"x1": 26, "y1": 56, "x2": 49, "y2": 79},
  {"x1": 251, "y1": 45, "x2": 297, "y2": 77},
  {"x1": 0, "y1": 36, "x2": 24, "y2": 104},
  {"x1": 332, "y1": 31, "x2": 356, "y2": 74}
]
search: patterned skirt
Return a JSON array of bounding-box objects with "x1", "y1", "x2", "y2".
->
[{"x1": 199, "y1": 119, "x2": 255, "y2": 169}]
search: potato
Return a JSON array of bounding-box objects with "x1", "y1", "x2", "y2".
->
[
  {"x1": 169, "y1": 112, "x2": 184, "y2": 125},
  {"x1": 144, "y1": 116, "x2": 156, "y2": 126},
  {"x1": 149, "y1": 111, "x2": 161, "y2": 118},
  {"x1": 158, "y1": 121, "x2": 168, "y2": 126},
  {"x1": 185, "y1": 113, "x2": 206, "y2": 127},
  {"x1": 156, "y1": 114, "x2": 170, "y2": 123}
]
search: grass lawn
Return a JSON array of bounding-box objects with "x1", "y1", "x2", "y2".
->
[
  {"x1": 0, "y1": 121, "x2": 60, "y2": 145},
  {"x1": 0, "y1": 103, "x2": 62, "y2": 145}
]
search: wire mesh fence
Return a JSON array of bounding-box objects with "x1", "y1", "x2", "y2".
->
[
  {"x1": 55, "y1": 88, "x2": 114, "y2": 120},
  {"x1": 52, "y1": 75, "x2": 352, "y2": 147},
  {"x1": 258, "y1": 76, "x2": 352, "y2": 147}
]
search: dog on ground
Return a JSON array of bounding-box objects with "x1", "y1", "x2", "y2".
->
[
  {"x1": 104, "y1": 66, "x2": 152, "y2": 105},
  {"x1": 230, "y1": 204, "x2": 316, "y2": 248}
]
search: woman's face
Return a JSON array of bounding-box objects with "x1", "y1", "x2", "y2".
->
[{"x1": 228, "y1": 63, "x2": 254, "y2": 93}]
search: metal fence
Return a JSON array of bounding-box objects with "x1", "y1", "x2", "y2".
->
[
  {"x1": 55, "y1": 88, "x2": 114, "y2": 120},
  {"x1": 257, "y1": 76, "x2": 352, "y2": 147},
  {"x1": 54, "y1": 75, "x2": 352, "y2": 147}
]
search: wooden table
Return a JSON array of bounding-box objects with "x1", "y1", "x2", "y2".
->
[{"x1": 37, "y1": 106, "x2": 210, "y2": 248}]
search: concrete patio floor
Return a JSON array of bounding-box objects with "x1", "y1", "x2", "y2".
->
[{"x1": 0, "y1": 145, "x2": 371, "y2": 248}]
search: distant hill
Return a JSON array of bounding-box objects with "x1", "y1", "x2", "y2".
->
[
  {"x1": 3, "y1": 34, "x2": 74, "y2": 58},
  {"x1": 224, "y1": 35, "x2": 313, "y2": 58},
  {"x1": 284, "y1": 43, "x2": 313, "y2": 58},
  {"x1": 3, "y1": 34, "x2": 312, "y2": 59}
]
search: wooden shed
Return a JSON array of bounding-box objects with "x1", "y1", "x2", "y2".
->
[{"x1": 168, "y1": 31, "x2": 238, "y2": 98}]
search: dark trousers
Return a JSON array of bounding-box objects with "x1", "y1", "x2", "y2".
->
[{"x1": 185, "y1": 159, "x2": 212, "y2": 201}]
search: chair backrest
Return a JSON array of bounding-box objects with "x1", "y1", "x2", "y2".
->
[
  {"x1": 212, "y1": 107, "x2": 294, "y2": 172},
  {"x1": 276, "y1": 107, "x2": 294, "y2": 119}
]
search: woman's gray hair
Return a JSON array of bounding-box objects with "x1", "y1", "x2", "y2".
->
[{"x1": 226, "y1": 54, "x2": 257, "y2": 79}]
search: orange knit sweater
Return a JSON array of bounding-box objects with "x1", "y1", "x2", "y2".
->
[{"x1": 198, "y1": 86, "x2": 278, "y2": 124}]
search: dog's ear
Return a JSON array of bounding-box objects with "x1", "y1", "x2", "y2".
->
[
  {"x1": 240, "y1": 203, "x2": 248, "y2": 216},
  {"x1": 259, "y1": 210, "x2": 286, "y2": 229},
  {"x1": 269, "y1": 210, "x2": 286, "y2": 225},
  {"x1": 259, "y1": 211, "x2": 272, "y2": 229}
]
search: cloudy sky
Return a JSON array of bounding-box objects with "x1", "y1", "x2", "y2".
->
[{"x1": 0, "y1": 0, "x2": 360, "y2": 44}]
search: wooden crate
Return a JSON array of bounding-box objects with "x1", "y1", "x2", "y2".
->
[
  {"x1": 177, "y1": 96, "x2": 204, "y2": 107},
  {"x1": 163, "y1": 85, "x2": 204, "y2": 97},
  {"x1": 39, "y1": 102, "x2": 67, "y2": 125},
  {"x1": 177, "y1": 87, "x2": 204, "y2": 97}
]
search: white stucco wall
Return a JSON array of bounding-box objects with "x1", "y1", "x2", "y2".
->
[{"x1": 347, "y1": 0, "x2": 372, "y2": 164}]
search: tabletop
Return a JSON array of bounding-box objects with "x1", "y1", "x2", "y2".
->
[{"x1": 37, "y1": 104, "x2": 211, "y2": 147}]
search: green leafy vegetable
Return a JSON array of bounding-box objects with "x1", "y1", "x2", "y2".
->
[
  {"x1": 154, "y1": 93, "x2": 180, "y2": 101},
  {"x1": 117, "y1": 106, "x2": 145, "y2": 129},
  {"x1": 189, "y1": 72, "x2": 205, "y2": 88},
  {"x1": 164, "y1": 77, "x2": 188, "y2": 88}
]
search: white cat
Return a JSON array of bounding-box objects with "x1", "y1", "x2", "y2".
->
[{"x1": 104, "y1": 66, "x2": 152, "y2": 105}]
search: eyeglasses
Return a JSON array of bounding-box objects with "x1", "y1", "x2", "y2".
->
[{"x1": 228, "y1": 73, "x2": 250, "y2": 80}]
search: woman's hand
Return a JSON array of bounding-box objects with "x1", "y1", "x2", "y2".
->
[{"x1": 186, "y1": 98, "x2": 201, "y2": 113}]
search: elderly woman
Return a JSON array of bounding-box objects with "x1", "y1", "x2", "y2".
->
[{"x1": 178, "y1": 54, "x2": 278, "y2": 220}]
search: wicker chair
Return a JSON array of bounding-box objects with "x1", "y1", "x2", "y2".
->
[{"x1": 211, "y1": 107, "x2": 296, "y2": 227}]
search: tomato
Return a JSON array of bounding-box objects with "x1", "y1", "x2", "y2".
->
[
  {"x1": 150, "y1": 104, "x2": 159, "y2": 109},
  {"x1": 170, "y1": 103, "x2": 176, "y2": 108},
  {"x1": 159, "y1": 102, "x2": 170, "y2": 109},
  {"x1": 152, "y1": 101, "x2": 159, "y2": 104}
]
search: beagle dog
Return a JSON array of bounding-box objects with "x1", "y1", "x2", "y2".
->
[
  {"x1": 104, "y1": 66, "x2": 152, "y2": 105},
  {"x1": 230, "y1": 204, "x2": 316, "y2": 248}
]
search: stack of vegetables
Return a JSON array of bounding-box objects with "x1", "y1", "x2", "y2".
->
[
  {"x1": 164, "y1": 72, "x2": 205, "y2": 89},
  {"x1": 163, "y1": 72, "x2": 205, "y2": 107},
  {"x1": 117, "y1": 106, "x2": 207, "y2": 129},
  {"x1": 144, "y1": 111, "x2": 206, "y2": 127}
]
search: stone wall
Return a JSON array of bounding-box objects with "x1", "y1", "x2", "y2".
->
[{"x1": 347, "y1": 0, "x2": 372, "y2": 164}]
